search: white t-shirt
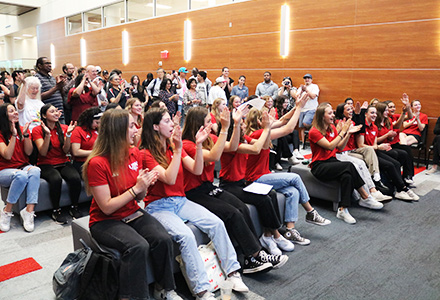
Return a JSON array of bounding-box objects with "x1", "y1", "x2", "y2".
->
[
  {"x1": 16, "y1": 96, "x2": 45, "y2": 132},
  {"x1": 301, "y1": 83, "x2": 319, "y2": 112},
  {"x1": 207, "y1": 85, "x2": 226, "y2": 105}
]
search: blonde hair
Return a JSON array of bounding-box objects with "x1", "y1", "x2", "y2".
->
[
  {"x1": 245, "y1": 108, "x2": 262, "y2": 136},
  {"x1": 125, "y1": 97, "x2": 143, "y2": 127},
  {"x1": 211, "y1": 98, "x2": 224, "y2": 122}
]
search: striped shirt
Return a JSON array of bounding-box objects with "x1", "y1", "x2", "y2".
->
[{"x1": 35, "y1": 72, "x2": 65, "y2": 120}]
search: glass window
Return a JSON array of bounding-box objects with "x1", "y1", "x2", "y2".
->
[
  {"x1": 191, "y1": 0, "x2": 232, "y2": 10},
  {"x1": 84, "y1": 8, "x2": 102, "y2": 31},
  {"x1": 104, "y1": 1, "x2": 125, "y2": 27},
  {"x1": 156, "y1": 0, "x2": 188, "y2": 17},
  {"x1": 66, "y1": 14, "x2": 82, "y2": 35},
  {"x1": 127, "y1": 0, "x2": 153, "y2": 22}
]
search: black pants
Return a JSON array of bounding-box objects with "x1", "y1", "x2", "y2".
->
[
  {"x1": 388, "y1": 145, "x2": 415, "y2": 178},
  {"x1": 186, "y1": 182, "x2": 261, "y2": 257},
  {"x1": 272, "y1": 131, "x2": 301, "y2": 165},
  {"x1": 90, "y1": 210, "x2": 175, "y2": 299},
  {"x1": 433, "y1": 136, "x2": 440, "y2": 165},
  {"x1": 376, "y1": 150, "x2": 406, "y2": 192},
  {"x1": 219, "y1": 179, "x2": 282, "y2": 230},
  {"x1": 39, "y1": 163, "x2": 81, "y2": 209},
  {"x1": 311, "y1": 158, "x2": 365, "y2": 208},
  {"x1": 72, "y1": 160, "x2": 84, "y2": 179}
]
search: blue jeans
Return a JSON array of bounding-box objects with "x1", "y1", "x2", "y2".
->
[
  {"x1": 146, "y1": 196, "x2": 240, "y2": 294},
  {"x1": 0, "y1": 165, "x2": 40, "y2": 205},
  {"x1": 256, "y1": 172, "x2": 310, "y2": 223}
]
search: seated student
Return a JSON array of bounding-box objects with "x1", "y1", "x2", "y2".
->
[
  {"x1": 182, "y1": 106, "x2": 286, "y2": 274},
  {"x1": 218, "y1": 109, "x2": 289, "y2": 268},
  {"x1": 356, "y1": 105, "x2": 419, "y2": 202},
  {"x1": 309, "y1": 103, "x2": 384, "y2": 224},
  {"x1": 125, "y1": 98, "x2": 143, "y2": 146},
  {"x1": 375, "y1": 102, "x2": 415, "y2": 185},
  {"x1": 32, "y1": 104, "x2": 82, "y2": 223},
  {"x1": 426, "y1": 116, "x2": 440, "y2": 174},
  {"x1": 71, "y1": 107, "x2": 101, "y2": 176},
  {"x1": 228, "y1": 95, "x2": 242, "y2": 111},
  {"x1": 400, "y1": 99, "x2": 428, "y2": 146},
  {"x1": 0, "y1": 104, "x2": 40, "y2": 232},
  {"x1": 140, "y1": 108, "x2": 249, "y2": 300},
  {"x1": 83, "y1": 109, "x2": 179, "y2": 300},
  {"x1": 334, "y1": 103, "x2": 391, "y2": 201},
  {"x1": 210, "y1": 98, "x2": 226, "y2": 134},
  {"x1": 245, "y1": 95, "x2": 331, "y2": 246}
]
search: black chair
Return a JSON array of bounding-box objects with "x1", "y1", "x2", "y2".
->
[{"x1": 411, "y1": 124, "x2": 428, "y2": 168}]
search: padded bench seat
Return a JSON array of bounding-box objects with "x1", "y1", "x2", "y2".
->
[
  {"x1": 1, "y1": 178, "x2": 92, "y2": 214},
  {"x1": 288, "y1": 163, "x2": 341, "y2": 211}
]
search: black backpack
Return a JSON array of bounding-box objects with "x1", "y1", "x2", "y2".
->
[{"x1": 53, "y1": 239, "x2": 119, "y2": 300}]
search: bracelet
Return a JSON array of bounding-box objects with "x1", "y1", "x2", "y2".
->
[
  {"x1": 131, "y1": 187, "x2": 138, "y2": 197},
  {"x1": 128, "y1": 188, "x2": 137, "y2": 198},
  {"x1": 220, "y1": 131, "x2": 228, "y2": 135},
  {"x1": 23, "y1": 134, "x2": 29, "y2": 138},
  {"x1": 66, "y1": 133, "x2": 72, "y2": 138},
  {"x1": 338, "y1": 134, "x2": 344, "y2": 139}
]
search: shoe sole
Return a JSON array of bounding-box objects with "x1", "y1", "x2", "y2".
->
[
  {"x1": 306, "y1": 219, "x2": 331, "y2": 226},
  {"x1": 358, "y1": 202, "x2": 383, "y2": 210},
  {"x1": 272, "y1": 255, "x2": 289, "y2": 269},
  {"x1": 243, "y1": 263, "x2": 273, "y2": 274},
  {"x1": 336, "y1": 214, "x2": 356, "y2": 224},
  {"x1": 374, "y1": 196, "x2": 393, "y2": 202},
  {"x1": 394, "y1": 196, "x2": 413, "y2": 201}
]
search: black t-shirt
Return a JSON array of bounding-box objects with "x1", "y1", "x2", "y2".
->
[{"x1": 224, "y1": 77, "x2": 234, "y2": 102}]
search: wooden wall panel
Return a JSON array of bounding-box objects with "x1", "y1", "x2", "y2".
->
[{"x1": 36, "y1": 0, "x2": 440, "y2": 133}]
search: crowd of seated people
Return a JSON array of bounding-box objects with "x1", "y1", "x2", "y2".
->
[{"x1": 0, "y1": 61, "x2": 436, "y2": 300}]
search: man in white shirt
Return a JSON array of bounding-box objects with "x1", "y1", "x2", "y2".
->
[
  {"x1": 296, "y1": 73, "x2": 320, "y2": 143},
  {"x1": 147, "y1": 68, "x2": 165, "y2": 97}
]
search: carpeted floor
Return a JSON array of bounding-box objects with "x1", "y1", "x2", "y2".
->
[{"x1": 1, "y1": 168, "x2": 439, "y2": 300}]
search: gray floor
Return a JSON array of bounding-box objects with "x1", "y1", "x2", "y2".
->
[{"x1": 1, "y1": 163, "x2": 440, "y2": 300}]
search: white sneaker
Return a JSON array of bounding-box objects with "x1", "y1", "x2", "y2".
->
[
  {"x1": 288, "y1": 156, "x2": 300, "y2": 165},
  {"x1": 359, "y1": 196, "x2": 384, "y2": 210},
  {"x1": 293, "y1": 150, "x2": 305, "y2": 160},
  {"x1": 394, "y1": 191, "x2": 413, "y2": 201},
  {"x1": 371, "y1": 191, "x2": 392, "y2": 202},
  {"x1": 406, "y1": 189, "x2": 420, "y2": 201},
  {"x1": 404, "y1": 178, "x2": 414, "y2": 185},
  {"x1": 259, "y1": 235, "x2": 282, "y2": 256},
  {"x1": 196, "y1": 292, "x2": 216, "y2": 300},
  {"x1": 336, "y1": 208, "x2": 356, "y2": 224},
  {"x1": 0, "y1": 209, "x2": 13, "y2": 232},
  {"x1": 227, "y1": 272, "x2": 249, "y2": 293},
  {"x1": 20, "y1": 208, "x2": 35, "y2": 232},
  {"x1": 273, "y1": 235, "x2": 295, "y2": 251},
  {"x1": 275, "y1": 163, "x2": 283, "y2": 171},
  {"x1": 154, "y1": 289, "x2": 183, "y2": 300}
]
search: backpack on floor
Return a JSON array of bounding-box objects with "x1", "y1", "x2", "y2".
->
[{"x1": 53, "y1": 239, "x2": 119, "y2": 300}]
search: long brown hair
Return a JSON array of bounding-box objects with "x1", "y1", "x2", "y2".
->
[
  {"x1": 211, "y1": 98, "x2": 224, "y2": 123},
  {"x1": 125, "y1": 97, "x2": 143, "y2": 127},
  {"x1": 312, "y1": 102, "x2": 333, "y2": 136},
  {"x1": 245, "y1": 108, "x2": 262, "y2": 136},
  {"x1": 182, "y1": 106, "x2": 214, "y2": 150},
  {"x1": 83, "y1": 109, "x2": 130, "y2": 194},
  {"x1": 375, "y1": 102, "x2": 390, "y2": 130},
  {"x1": 139, "y1": 107, "x2": 171, "y2": 168}
]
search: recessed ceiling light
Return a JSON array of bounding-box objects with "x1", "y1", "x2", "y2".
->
[
  {"x1": 13, "y1": 37, "x2": 23, "y2": 40},
  {"x1": 22, "y1": 34, "x2": 33, "y2": 37}
]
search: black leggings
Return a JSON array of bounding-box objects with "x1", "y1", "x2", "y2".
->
[
  {"x1": 219, "y1": 179, "x2": 282, "y2": 230},
  {"x1": 90, "y1": 210, "x2": 175, "y2": 299},
  {"x1": 388, "y1": 145, "x2": 415, "y2": 178},
  {"x1": 186, "y1": 182, "x2": 261, "y2": 257},
  {"x1": 311, "y1": 158, "x2": 365, "y2": 208},
  {"x1": 39, "y1": 163, "x2": 81, "y2": 209},
  {"x1": 376, "y1": 150, "x2": 406, "y2": 192}
]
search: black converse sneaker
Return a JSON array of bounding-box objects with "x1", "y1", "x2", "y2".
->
[
  {"x1": 69, "y1": 205, "x2": 83, "y2": 219},
  {"x1": 256, "y1": 249, "x2": 288, "y2": 269},
  {"x1": 243, "y1": 256, "x2": 272, "y2": 274},
  {"x1": 305, "y1": 209, "x2": 331, "y2": 226},
  {"x1": 283, "y1": 228, "x2": 311, "y2": 246},
  {"x1": 51, "y1": 209, "x2": 68, "y2": 225}
]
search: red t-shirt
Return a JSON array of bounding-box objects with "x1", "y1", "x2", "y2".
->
[
  {"x1": 87, "y1": 147, "x2": 141, "y2": 227},
  {"x1": 220, "y1": 150, "x2": 247, "y2": 182},
  {"x1": 210, "y1": 112, "x2": 217, "y2": 125},
  {"x1": 183, "y1": 134, "x2": 217, "y2": 191},
  {"x1": 377, "y1": 122, "x2": 400, "y2": 145},
  {"x1": 359, "y1": 122, "x2": 378, "y2": 146},
  {"x1": 245, "y1": 129, "x2": 270, "y2": 182},
  {"x1": 335, "y1": 120, "x2": 356, "y2": 152},
  {"x1": 32, "y1": 124, "x2": 69, "y2": 166},
  {"x1": 309, "y1": 125, "x2": 338, "y2": 166},
  {"x1": 0, "y1": 127, "x2": 29, "y2": 170},
  {"x1": 68, "y1": 88, "x2": 99, "y2": 122},
  {"x1": 141, "y1": 148, "x2": 187, "y2": 205},
  {"x1": 402, "y1": 113, "x2": 428, "y2": 136},
  {"x1": 71, "y1": 126, "x2": 99, "y2": 162}
]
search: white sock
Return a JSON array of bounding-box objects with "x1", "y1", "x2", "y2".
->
[{"x1": 373, "y1": 173, "x2": 381, "y2": 181}]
